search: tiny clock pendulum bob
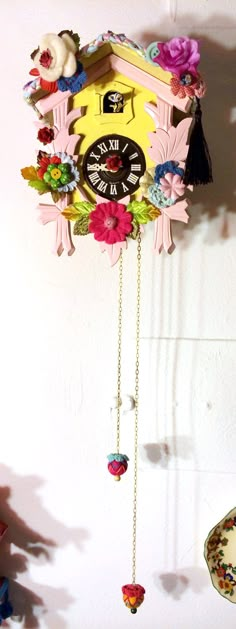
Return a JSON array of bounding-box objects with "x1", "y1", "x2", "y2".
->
[{"x1": 21, "y1": 29, "x2": 212, "y2": 613}]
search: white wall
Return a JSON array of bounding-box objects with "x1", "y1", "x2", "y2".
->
[{"x1": 1, "y1": 0, "x2": 236, "y2": 627}]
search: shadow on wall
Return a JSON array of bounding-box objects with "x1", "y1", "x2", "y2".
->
[
  {"x1": 141, "y1": 437, "x2": 193, "y2": 468},
  {"x1": 153, "y1": 567, "x2": 210, "y2": 600},
  {"x1": 0, "y1": 465, "x2": 90, "y2": 628},
  {"x1": 133, "y1": 15, "x2": 236, "y2": 599},
  {"x1": 135, "y1": 15, "x2": 236, "y2": 247}
]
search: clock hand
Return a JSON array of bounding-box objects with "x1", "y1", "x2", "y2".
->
[{"x1": 87, "y1": 163, "x2": 108, "y2": 172}]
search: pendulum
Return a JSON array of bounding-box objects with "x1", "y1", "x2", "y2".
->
[
  {"x1": 107, "y1": 232, "x2": 145, "y2": 610},
  {"x1": 117, "y1": 232, "x2": 145, "y2": 612},
  {"x1": 107, "y1": 250, "x2": 129, "y2": 481},
  {"x1": 122, "y1": 232, "x2": 145, "y2": 613}
]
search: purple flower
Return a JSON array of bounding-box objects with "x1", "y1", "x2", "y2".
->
[{"x1": 153, "y1": 37, "x2": 200, "y2": 78}]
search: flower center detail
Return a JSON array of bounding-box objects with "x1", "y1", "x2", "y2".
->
[
  {"x1": 104, "y1": 216, "x2": 118, "y2": 229},
  {"x1": 105, "y1": 155, "x2": 123, "y2": 172},
  {"x1": 39, "y1": 48, "x2": 53, "y2": 69},
  {"x1": 180, "y1": 72, "x2": 194, "y2": 86},
  {"x1": 50, "y1": 168, "x2": 62, "y2": 181}
]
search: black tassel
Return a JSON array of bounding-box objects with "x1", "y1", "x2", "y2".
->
[{"x1": 183, "y1": 98, "x2": 213, "y2": 186}]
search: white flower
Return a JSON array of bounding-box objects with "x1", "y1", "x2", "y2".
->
[{"x1": 34, "y1": 33, "x2": 77, "y2": 82}]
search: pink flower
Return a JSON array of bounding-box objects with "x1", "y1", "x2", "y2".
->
[
  {"x1": 159, "y1": 173, "x2": 185, "y2": 201},
  {"x1": 154, "y1": 37, "x2": 200, "y2": 78},
  {"x1": 89, "y1": 201, "x2": 133, "y2": 245},
  {"x1": 194, "y1": 76, "x2": 207, "y2": 98}
]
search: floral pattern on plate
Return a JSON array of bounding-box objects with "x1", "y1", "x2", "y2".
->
[{"x1": 205, "y1": 508, "x2": 236, "y2": 602}]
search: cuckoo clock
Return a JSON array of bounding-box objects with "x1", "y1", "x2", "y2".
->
[
  {"x1": 22, "y1": 30, "x2": 211, "y2": 262},
  {"x1": 21, "y1": 30, "x2": 212, "y2": 615}
]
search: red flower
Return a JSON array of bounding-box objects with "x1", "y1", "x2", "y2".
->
[
  {"x1": 216, "y1": 567, "x2": 226, "y2": 577},
  {"x1": 106, "y1": 155, "x2": 123, "y2": 172},
  {"x1": 89, "y1": 201, "x2": 133, "y2": 245},
  {"x1": 170, "y1": 73, "x2": 198, "y2": 98},
  {"x1": 40, "y1": 78, "x2": 58, "y2": 93},
  {"x1": 37, "y1": 154, "x2": 61, "y2": 180},
  {"x1": 122, "y1": 584, "x2": 145, "y2": 597},
  {"x1": 39, "y1": 48, "x2": 53, "y2": 69},
  {"x1": 223, "y1": 519, "x2": 234, "y2": 529},
  {"x1": 37, "y1": 127, "x2": 54, "y2": 145}
]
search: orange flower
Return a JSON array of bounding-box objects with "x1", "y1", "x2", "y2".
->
[{"x1": 219, "y1": 579, "x2": 233, "y2": 591}]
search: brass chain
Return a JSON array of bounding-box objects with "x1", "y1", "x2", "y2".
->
[
  {"x1": 116, "y1": 251, "x2": 123, "y2": 454},
  {"x1": 132, "y1": 231, "x2": 141, "y2": 584}
]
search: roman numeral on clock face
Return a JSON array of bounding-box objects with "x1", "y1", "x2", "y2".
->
[
  {"x1": 131, "y1": 164, "x2": 142, "y2": 172},
  {"x1": 97, "y1": 180, "x2": 108, "y2": 193},
  {"x1": 87, "y1": 163, "x2": 100, "y2": 171},
  {"x1": 122, "y1": 143, "x2": 129, "y2": 153},
  {"x1": 129, "y1": 152, "x2": 139, "y2": 161},
  {"x1": 110, "y1": 184, "x2": 117, "y2": 196},
  {"x1": 89, "y1": 151, "x2": 100, "y2": 162},
  {"x1": 89, "y1": 172, "x2": 101, "y2": 185},
  {"x1": 127, "y1": 173, "x2": 139, "y2": 185},
  {"x1": 109, "y1": 139, "x2": 119, "y2": 150},
  {"x1": 97, "y1": 142, "x2": 108, "y2": 154}
]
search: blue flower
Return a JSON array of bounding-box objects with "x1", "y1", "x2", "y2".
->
[
  {"x1": 154, "y1": 160, "x2": 184, "y2": 184},
  {"x1": 57, "y1": 62, "x2": 87, "y2": 94},
  {"x1": 148, "y1": 184, "x2": 174, "y2": 209},
  {"x1": 225, "y1": 573, "x2": 234, "y2": 581}
]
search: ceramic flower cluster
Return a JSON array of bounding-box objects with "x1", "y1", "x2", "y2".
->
[
  {"x1": 153, "y1": 37, "x2": 206, "y2": 99},
  {"x1": 140, "y1": 160, "x2": 185, "y2": 210},
  {"x1": 61, "y1": 198, "x2": 160, "y2": 243},
  {"x1": 21, "y1": 151, "x2": 80, "y2": 197},
  {"x1": 28, "y1": 30, "x2": 87, "y2": 94}
]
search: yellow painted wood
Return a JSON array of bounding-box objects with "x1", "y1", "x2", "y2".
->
[
  {"x1": 72, "y1": 68, "x2": 158, "y2": 202},
  {"x1": 81, "y1": 42, "x2": 172, "y2": 85}
]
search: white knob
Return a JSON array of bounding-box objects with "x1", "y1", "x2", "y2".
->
[{"x1": 122, "y1": 395, "x2": 135, "y2": 412}]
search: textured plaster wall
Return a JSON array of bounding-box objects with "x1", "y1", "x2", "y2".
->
[{"x1": 1, "y1": 0, "x2": 236, "y2": 627}]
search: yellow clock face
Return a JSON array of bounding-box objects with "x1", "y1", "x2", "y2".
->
[{"x1": 82, "y1": 134, "x2": 146, "y2": 200}]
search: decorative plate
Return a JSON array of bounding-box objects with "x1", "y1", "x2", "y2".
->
[{"x1": 204, "y1": 507, "x2": 236, "y2": 602}]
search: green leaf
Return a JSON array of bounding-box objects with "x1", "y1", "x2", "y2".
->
[
  {"x1": 28, "y1": 179, "x2": 49, "y2": 194},
  {"x1": 128, "y1": 218, "x2": 139, "y2": 240},
  {"x1": 74, "y1": 202, "x2": 94, "y2": 215},
  {"x1": 62, "y1": 202, "x2": 94, "y2": 222},
  {"x1": 230, "y1": 590, "x2": 234, "y2": 596},
  {"x1": 73, "y1": 216, "x2": 90, "y2": 236},
  {"x1": 219, "y1": 550, "x2": 224, "y2": 556},
  {"x1": 127, "y1": 200, "x2": 161, "y2": 225},
  {"x1": 232, "y1": 568, "x2": 236, "y2": 574},
  {"x1": 61, "y1": 205, "x2": 79, "y2": 221},
  {"x1": 222, "y1": 563, "x2": 228, "y2": 570}
]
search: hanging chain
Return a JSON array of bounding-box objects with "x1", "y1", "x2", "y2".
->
[
  {"x1": 132, "y1": 231, "x2": 141, "y2": 584},
  {"x1": 116, "y1": 251, "x2": 123, "y2": 454}
]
